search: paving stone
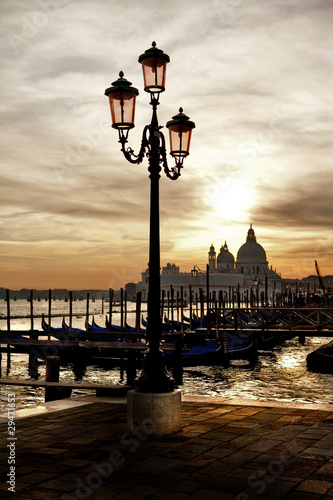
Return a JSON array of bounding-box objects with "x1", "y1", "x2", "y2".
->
[
  {"x1": 195, "y1": 459, "x2": 237, "y2": 476},
  {"x1": 239, "y1": 478, "x2": 298, "y2": 500},
  {"x1": 60, "y1": 458, "x2": 92, "y2": 467},
  {"x1": 131, "y1": 470, "x2": 191, "y2": 489},
  {"x1": 168, "y1": 478, "x2": 207, "y2": 494},
  {"x1": 127, "y1": 456, "x2": 184, "y2": 475},
  {"x1": 161, "y1": 442, "x2": 216, "y2": 460},
  {"x1": 15, "y1": 465, "x2": 38, "y2": 475},
  {"x1": 11, "y1": 487, "x2": 63, "y2": 499},
  {"x1": 187, "y1": 488, "x2": 233, "y2": 499},
  {"x1": 219, "y1": 449, "x2": 261, "y2": 466},
  {"x1": 296, "y1": 479, "x2": 333, "y2": 494},
  {"x1": 282, "y1": 492, "x2": 322, "y2": 499},
  {"x1": 305, "y1": 446, "x2": 333, "y2": 457},
  {"x1": 148, "y1": 491, "x2": 189, "y2": 500},
  {"x1": 38, "y1": 478, "x2": 76, "y2": 492},
  {"x1": 18, "y1": 471, "x2": 57, "y2": 484},
  {"x1": 279, "y1": 463, "x2": 318, "y2": 479},
  {"x1": 244, "y1": 438, "x2": 283, "y2": 453},
  {"x1": 112, "y1": 485, "x2": 157, "y2": 499},
  {"x1": 317, "y1": 463, "x2": 333, "y2": 475}
]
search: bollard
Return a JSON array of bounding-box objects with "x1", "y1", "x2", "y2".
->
[
  {"x1": 299, "y1": 334, "x2": 306, "y2": 345},
  {"x1": 46, "y1": 356, "x2": 60, "y2": 383},
  {"x1": 126, "y1": 349, "x2": 137, "y2": 385},
  {"x1": 172, "y1": 334, "x2": 183, "y2": 386},
  {"x1": 45, "y1": 356, "x2": 71, "y2": 402},
  {"x1": 28, "y1": 331, "x2": 39, "y2": 379}
]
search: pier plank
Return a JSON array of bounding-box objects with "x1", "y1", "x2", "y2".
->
[{"x1": 0, "y1": 378, "x2": 131, "y2": 392}]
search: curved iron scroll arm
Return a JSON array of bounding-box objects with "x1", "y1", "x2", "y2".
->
[
  {"x1": 159, "y1": 131, "x2": 182, "y2": 180},
  {"x1": 118, "y1": 125, "x2": 150, "y2": 165}
]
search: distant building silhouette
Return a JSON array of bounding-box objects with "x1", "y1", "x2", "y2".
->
[{"x1": 136, "y1": 225, "x2": 282, "y2": 303}]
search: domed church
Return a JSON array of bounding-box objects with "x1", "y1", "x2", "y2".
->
[
  {"x1": 137, "y1": 225, "x2": 282, "y2": 301},
  {"x1": 208, "y1": 224, "x2": 281, "y2": 291}
]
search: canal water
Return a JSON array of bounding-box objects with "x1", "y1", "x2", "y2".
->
[{"x1": 1, "y1": 299, "x2": 332, "y2": 410}]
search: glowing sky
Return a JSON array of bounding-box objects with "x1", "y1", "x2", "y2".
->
[{"x1": 1, "y1": 0, "x2": 332, "y2": 289}]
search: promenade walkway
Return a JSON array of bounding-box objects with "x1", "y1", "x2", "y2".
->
[{"x1": 1, "y1": 396, "x2": 333, "y2": 499}]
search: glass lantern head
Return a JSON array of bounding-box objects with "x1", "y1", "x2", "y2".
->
[
  {"x1": 166, "y1": 108, "x2": 195, "y2": 163},
  {"x1": 138, "y1": 42, "x2": 170, "y2": 95},
  {"x1": 105, "y1": 72, "x2": 139, "y2": 130}
]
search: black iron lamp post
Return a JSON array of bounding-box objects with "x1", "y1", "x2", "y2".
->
[{"x1": 105, "y1": 42, "x2": 195, "y2": 393}]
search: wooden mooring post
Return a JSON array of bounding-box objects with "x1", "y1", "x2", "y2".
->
[
  {"x1": 161, "y1": 289, "x2": 165, "y2": 320},
  {"x1": 189, "y1": 285, "x2": 192, "y2": 330},
  {"x1": 135, "y1": 292, "x2": 142, "y2": 334},
  {"x1": 28, "y1": 327, "x2": 39, "y2": 379},
  {"x1": 126, "y1": 349, "x2": 137, "y2": 385},
  {"x1": 124, "y1": 289, "x2": 128, "y2": 328},
  {"x1": 48, "y1": 289, "x2": 51, "y2": 340},
  {"x1": 172, "y1": 333, "x2": 183, "y2": 386},
  {"x1": 199, "y1": 288, "x2": 204, "y2": 327},
  {"x1": 69, "y1": 291, "x2": 73, "y2": 332},
  {"x1": 45, "y1": 356, "x2": 71, "y2": 402},
  {"x1": 180, "y1": 286, "x2": 184, "y2": 335},
  {"x1": 30, "y1": 289, "x2": 34, "y2": 331},
  {"x1": 6, "y1": 289, "x2": 11, "y2": 374},
  {"x1": 108, "y1": 288, "x2": 113, "y2": 332},
  {"x1": 176, "y1": 290, "x2": 180, "y2": 329}
]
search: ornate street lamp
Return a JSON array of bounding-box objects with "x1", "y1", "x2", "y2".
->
[{"x1": 105, "y1": 42, "x2": 195, "y2": 393}]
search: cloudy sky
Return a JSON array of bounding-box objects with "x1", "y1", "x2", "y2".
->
[{"x1": 1, "y1": 0, "x2": 332, "y2": 290}]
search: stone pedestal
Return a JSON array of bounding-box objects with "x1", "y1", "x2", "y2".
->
[{"x1": 127, "y1": 389, "x2": 182, "y2": 437}]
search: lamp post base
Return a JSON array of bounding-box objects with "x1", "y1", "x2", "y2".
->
[
  {"x1": 134, "y1": 349, "x2": 174, "y2": 393},
  {"x1": 127, "y1": 389, "x2": 182, "y2": 437}
]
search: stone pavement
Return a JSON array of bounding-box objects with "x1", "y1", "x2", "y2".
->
[{"x1": 1, "y1": 396, "x2": 333, "y2": 499}]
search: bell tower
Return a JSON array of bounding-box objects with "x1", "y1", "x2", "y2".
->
[{"x1": 208, "y1": 244, "x2": 216, "y2": 271}]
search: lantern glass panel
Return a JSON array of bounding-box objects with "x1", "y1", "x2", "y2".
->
[
  {"x1": 169, "y1": 124, "x2": 193, "y2": 157},
  {"x1": 108, "y1": 91, "x2": 136, "y2": 129},
  {"x1": 141, "y1": 56, "x2": 167, "y2": 92}
]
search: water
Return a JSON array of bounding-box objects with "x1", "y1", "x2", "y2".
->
[{"x1": 1, "y1": 300, "x2": 332, "y2": 410}]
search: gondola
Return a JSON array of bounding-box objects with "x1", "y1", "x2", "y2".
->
[
  {"x1": 0, "y1": 331, "x2": 31, "y2": 354},
  {"x1": 1, "y1": 330, "x2": 52, "y2": 360},
  {"x1": 163, "y1": 338, "x2": 225, "y2": 367},
  {"x1": 41, "y1": 315, "x2": 82, "y2": 339},
  {"x1": 163, "y1": 314, "x2": 186, "y2": 333},
  {"x1": 182, "y1": 314, "x2": 202, "y2": 329},
  {"x1": 142, "y1": 315, "x2": 176, "y2": 334},
  {"x1": 220, "y1": 331, "x2": 258, "y2": 366}
]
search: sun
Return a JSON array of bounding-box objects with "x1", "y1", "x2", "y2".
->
[{"x1": 206, "y1": 177, "x2": 253, "y2": 221}]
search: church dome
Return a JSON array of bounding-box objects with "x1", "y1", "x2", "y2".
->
[
  {"x1": 217, "y1": 242, "x2": 234, "y2": 265},
  {"x1": 237, "y1": 225, "x2": 267, "y2": 261}
]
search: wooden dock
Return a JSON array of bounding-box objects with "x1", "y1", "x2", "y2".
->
[{"x1": 0, "y1": 378, "x2": 131, "y2": 396}]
